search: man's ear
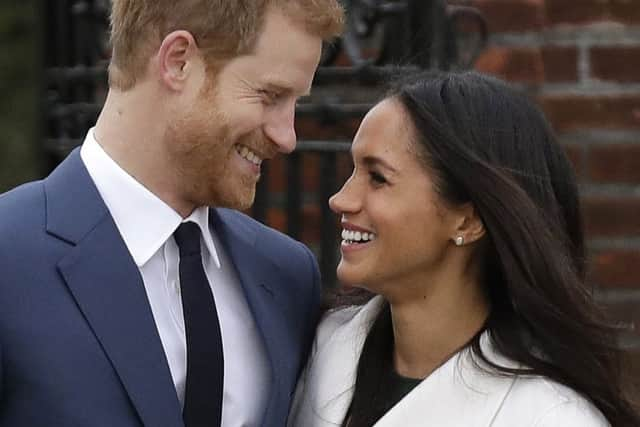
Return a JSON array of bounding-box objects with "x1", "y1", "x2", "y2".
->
[
  {"x1": 451, "y1": 202, "x2": 485, "y2": 245},
  {"x1": 156, "y1": 30, "x2": 201, "y2": 91}
]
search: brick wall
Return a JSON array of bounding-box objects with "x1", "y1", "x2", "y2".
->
[{"x1": 471, "y1": 0, "x2": 640, "y2": 369}]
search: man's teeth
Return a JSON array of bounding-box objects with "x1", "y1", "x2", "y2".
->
[
  {"x1": 236, "y1": 145, "x2": 262, "y2": 166},
  {"x1": 341, "y1": 229, "x2": 377, "y2": 243}
]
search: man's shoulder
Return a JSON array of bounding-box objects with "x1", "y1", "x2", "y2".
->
[
  {"x1": 215, "y1": 207, "x2": 307, "y2": 253},
  {"x1": 0, "y1": 180, "x2": 46, "y2": 231},
  {"x1": 0, "y1": 181, "x2": 49, "y2": 270},
  {"x1": 214, "y1": 208, "x2": 320, "y2": 288},
  {"x1": 315, "y1": 297, "x2": 384, "y2": 350},
  {"x1": 0, "y1": 179, "x2": 44, "y2": 207}
]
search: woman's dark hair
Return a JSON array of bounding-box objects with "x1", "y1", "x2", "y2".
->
[{"x1": 341, "y1": 71, "x2": 639, "y2": 426}]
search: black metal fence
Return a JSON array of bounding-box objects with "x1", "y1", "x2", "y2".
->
[{"x1": 42, "y1": 0, "x2": 486, "y2": 286}]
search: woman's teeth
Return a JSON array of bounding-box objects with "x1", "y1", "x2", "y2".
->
[
  {"x1": 236, "y1": 145, "x2": 262, "y2": 166},
  {"x1": 341, "y1": 229, "x2": 377, "y2": 244}
]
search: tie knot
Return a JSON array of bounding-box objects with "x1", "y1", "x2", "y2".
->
[{"x1": 174, "y1": 222, "x2": 202, "y2": 257}]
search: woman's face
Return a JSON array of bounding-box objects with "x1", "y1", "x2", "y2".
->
[{"x1": 329, "y1": 99, "x2": 462, "y2": 295}]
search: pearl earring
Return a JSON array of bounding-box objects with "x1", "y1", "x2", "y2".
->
[{"x1": 454, "y1": 236, "x2": 465, "y2": 246}]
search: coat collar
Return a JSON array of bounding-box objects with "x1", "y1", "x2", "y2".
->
[
  {"x1": 45, "y1": 149, "x2": 184, "y2": 427},
  {"x1": 301, "y1": 296, "x2": 519, "y2": 427}
]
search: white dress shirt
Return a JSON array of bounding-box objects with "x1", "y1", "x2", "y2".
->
[{"x1": 80, "y1": 128, "x2": 270, "y2": 426}]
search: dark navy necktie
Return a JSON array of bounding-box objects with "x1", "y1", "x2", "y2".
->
[{"x1": 174, "y1": 222, "x2": 224, "y2": 427}]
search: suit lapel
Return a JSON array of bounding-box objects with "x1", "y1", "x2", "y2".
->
[
  {"x1": 211, "y1": 210, "x2": 292, "y2": 423},
  {"x1": 45, "y1": 149, "x2": 183, "y2": 427}
]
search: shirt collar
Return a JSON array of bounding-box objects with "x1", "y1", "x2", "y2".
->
[
  {"x1": 182, "y1": 205, "x2": 220, "y2": 268},
  {"x1": 80, "y1": 128, "x2": 220, "y2": 268}
]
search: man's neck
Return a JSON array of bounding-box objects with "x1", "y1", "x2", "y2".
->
[{"x1": 94, "y1": 89, "x2": 195, "y2": 218}]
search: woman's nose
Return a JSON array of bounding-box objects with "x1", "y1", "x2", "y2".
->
[{"x1": 329, "y1": 178, "x2": 359, "y2": 214}]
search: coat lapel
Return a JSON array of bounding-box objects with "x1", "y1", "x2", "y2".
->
[
  {"x1": 211, "y1": 209, "x2": 292, "y2": 424},
  {"x1": 376, "y1": 334, "x2": 518, "y2": 427},
  {"x1": 301, "y1": 297, "x2": 518, "y2": 427},
  {"x1": 45, "y1": 149, "x2": 183, "y2": 427},
  {"x1": 304, "y1": 297, "x2": 386, "y2": 426}
]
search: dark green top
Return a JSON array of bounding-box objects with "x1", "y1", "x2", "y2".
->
[
  {"x1": 343, "y1": 349, "x2": 423, "y2": 427},
  {"x1": 377, "y1": 366, "x2": 423, "y2": 414},
  {"x1": 385, "y1": 368, "x2": 423, "y2": 404},
  {"x1": 342, "y1": 304, "x2": 423, "y2": 427}
]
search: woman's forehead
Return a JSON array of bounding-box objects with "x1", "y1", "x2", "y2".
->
[{"x1": 352, "y1": 99, "x2": 416, "y2": 158}]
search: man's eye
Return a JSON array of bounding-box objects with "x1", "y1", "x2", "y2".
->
[{"x1": 260, "y1": 90, "x2": 279, "y2": 103}]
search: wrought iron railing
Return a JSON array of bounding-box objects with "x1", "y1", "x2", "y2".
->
[{"x1": 42, "y1": 0, "x2": 486, "y2": 286}]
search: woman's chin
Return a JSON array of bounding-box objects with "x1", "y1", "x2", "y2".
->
[{"x1": 336, "y1": 265, "x2": 360, "y2": 287}]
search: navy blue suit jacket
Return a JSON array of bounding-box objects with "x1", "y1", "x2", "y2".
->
[{"x1": 0, "y1": 149, "x2": 322, "y2": 427}]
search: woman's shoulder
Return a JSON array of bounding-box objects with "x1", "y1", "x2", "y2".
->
[
  {"x1": 314, "y1": 297, "x2": 385, "y2": 349},
  {"x1": 496, "y1": 375, "x2": 609, "y2": 426},
  {"x1": 472, "y1": 334, "x2": 609, "y2": 426},
  {"x1": 314, "y1": 305, "x2": 368, "y2": 347}
]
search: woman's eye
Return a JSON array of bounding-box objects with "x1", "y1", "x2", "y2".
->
[{"x1": 369, "y1": 171, "x2": 387, "y2": 185}]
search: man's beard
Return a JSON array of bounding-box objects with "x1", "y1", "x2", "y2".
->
[
  {"x1": 165, "y1": 77, "x2": 275, "y2": 211},
  {"x1": 168, "y1": 119, "x2": 266, "y2": 211}
]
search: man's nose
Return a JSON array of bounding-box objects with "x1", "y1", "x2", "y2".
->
[{"x1": 264, "y1": 100, "x2": 297, "y2": 154}]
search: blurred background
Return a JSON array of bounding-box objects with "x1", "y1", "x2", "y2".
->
[
  {"x1": 1, "y1": 0, "x2": 639, "y2": 391},
  {"x1": 0, "y1": 0, "x2": 41, "y2": 192}
]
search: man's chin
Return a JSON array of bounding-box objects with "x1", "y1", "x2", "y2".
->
[
  {"x1": 233, "y1": 197, "x2": 255, "y2": 213},
  {"x1": 208, "y1": 190, "x2": 256, "y2": 212}
]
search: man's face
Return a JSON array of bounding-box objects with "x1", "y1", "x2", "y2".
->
[{"x1": 166, "y1": 8, "x2": 323, "y2": 211}]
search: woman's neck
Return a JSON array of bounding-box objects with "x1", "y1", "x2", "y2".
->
[{"x1": 387, "y1": 275, "x2": 489, "y2": 379}]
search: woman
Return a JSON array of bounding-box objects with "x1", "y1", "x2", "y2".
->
[{"x1": 288, "y1": 72, "x2": 639, "y2": 426}]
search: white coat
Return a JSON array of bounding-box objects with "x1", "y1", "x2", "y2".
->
[{"x1": 288, "y1": 297, "x2": 609, "y2": 427}]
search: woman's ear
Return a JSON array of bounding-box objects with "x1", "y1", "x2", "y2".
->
[{"x1": 451, "y1": 202, "x2": 485, "y2": 245}]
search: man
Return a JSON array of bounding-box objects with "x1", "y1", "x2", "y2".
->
[{"x1": 0, "y1": 1, "x2": 343, "y2": 426}]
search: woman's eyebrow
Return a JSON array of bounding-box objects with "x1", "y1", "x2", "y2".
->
[{"x1": 361, "y1": 155, "x2": 398, "y2": 174}]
